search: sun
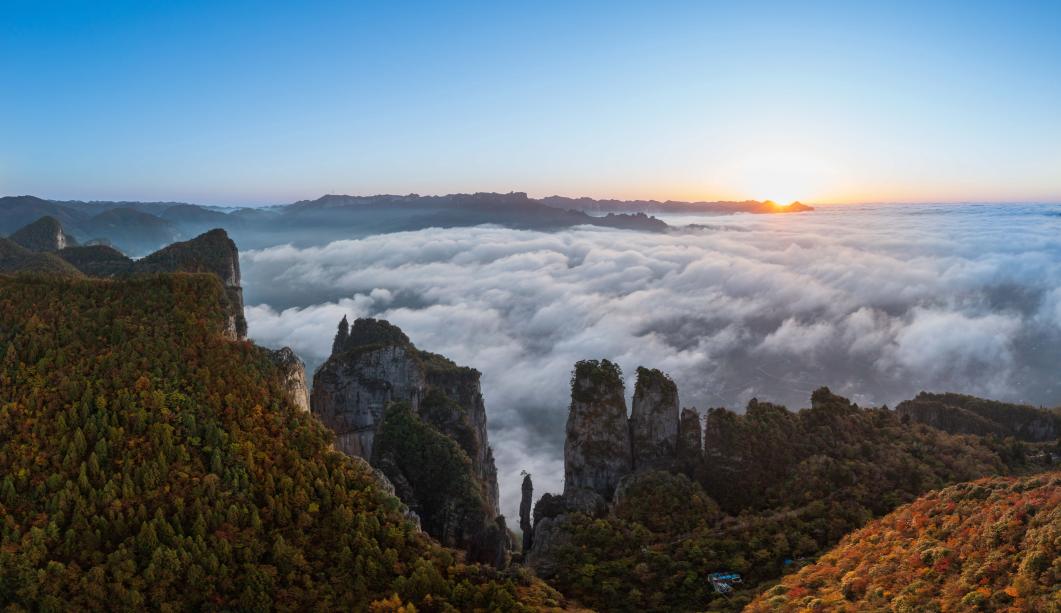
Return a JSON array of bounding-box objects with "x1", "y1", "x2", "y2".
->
[{"x1": 723, "y1": 149, "x2": 835, "y2": 204}]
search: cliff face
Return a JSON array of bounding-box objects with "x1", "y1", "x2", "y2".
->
[
  {"x1": 629, "y1": 367, "x2": 680, "y2": 471},
  {"x1": 531, "y1": 360, "x2": 699, "y2": 572},
  {"x1": 519, "y1": 474, "x2": 533, "y2": 552},
  {"x1": 423, "y1": 363, "x2": 500, "y2": 515},
  {"x1": 311, "y1": 317, "x2": 506, "y2": 564},
  {"x1": 311, "y1": 339, "x2": 427, "y2": 459},
  {"x1": 564, "y1": 359, "x2": 633, "y2": 499},
  {"x1": 267, "y1": 347, "x2": 310, "y2": 412},
  {"x1": 896, "y1": 392, "x2": 1061, "y2": 442},
  {"x1": 677, "y1": 407, "x2": 703, "y2": 474}
]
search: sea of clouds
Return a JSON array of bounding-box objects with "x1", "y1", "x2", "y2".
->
[{"x1": 241, "y1": 203, "x2": 1061, "y2": 520}]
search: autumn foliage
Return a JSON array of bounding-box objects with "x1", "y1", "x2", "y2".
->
[
  {"x1": 0, "y1": 273, "x2": 563, "y2": 610},
  {"x1": 747, "y1": 472, "x2": 1060, "y2": 612}
]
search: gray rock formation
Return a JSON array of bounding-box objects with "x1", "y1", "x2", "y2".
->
[
  {"x1": 423, "y1": 365, "x2": 500, "y2": 515},
  {"x1": 311, "y1": 317, "x2": 507, "y2": 563},
  {"x1": 563, "y1": 359, "x2": 633, "y2": 499},
  {"x1": 530, "y1": 362, "x2": 707, "y2": 568},
  {"x1": 677, "y1": 407, "x2": 703, "y2": 474},
  {"x1": 525, "y1": 514, "x2": 575, "y2": 578},
  {"x1": 312, "y1": 317, "x2": 500, "y2": 514},
  {"x1": 9, "y1": 216, "x2": 78, "y2": 252},
  {"x1": 519, "y1": 473, "x2": 533, "y2": 552},
  {"x1": 558, "y1": 487, "x2": 608, "y2": 516},
  {"x1": 267, "y1": 347, "x2": 310, "y2": 412},
  {"x1": 311, "y1": 331, "x2": 427, "y2": 459},
  {"x1": 629, "y1": 367, "x2": 680, "y2": 471}
]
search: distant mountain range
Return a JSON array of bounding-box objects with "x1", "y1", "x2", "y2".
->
[{"x1": 0, "y1": 193, "x2": 813, "y2": 255}]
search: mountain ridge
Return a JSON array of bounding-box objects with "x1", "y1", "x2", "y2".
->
[{"x1": 1, "y1": 191, "x2": 811, "y2": 252}]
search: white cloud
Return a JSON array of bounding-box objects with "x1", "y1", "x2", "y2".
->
[{"x1": 241, "y1": 204, "x2": 1061, "y2": 520}]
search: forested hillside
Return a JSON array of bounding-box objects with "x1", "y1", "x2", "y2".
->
[
  {"x1": 748, "y1": 472, "x2": 1060, "y2": 612},
  {"x1": 0, "y1": 238, "x2": 81, "y2": 276},
  {"x1": 0, "y1": 273, "x2": 564, "y2": 610},
  {"x1": 529, "y1": 380, "x2": 1051, "y2": 612},
  {"x1": 897, "y1": 391, "x2": 1061, "y2": 442}
]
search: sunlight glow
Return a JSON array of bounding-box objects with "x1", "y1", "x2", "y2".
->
[{"x1": 721, "y1": 150, "x2": 838, "y2": 204}]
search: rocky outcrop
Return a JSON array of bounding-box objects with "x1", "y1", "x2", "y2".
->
[
  {"x1": 896, "y1": 392, "x2": 1061, "y2": 442},
  {"x1": 531, "y1": 360, "x2": 699, "y2": 566},
  {"x1": 311, "y1": 317, "x2": 506, "y2": 564},
  {"x1": 564, "y1": 359, "x2": 633, "y2": 499},
  {"x1": 519, "y1": 473, "x2": 533, "y2": 552},
  {"x1": 423, "y1": 364, "x2": 500, "y2": 515},
  {"x1": 267, "y1": 347, "x2": 310, "y2": 412},
  {"x1": 135, "y1": 229, "x2": 246, "y2": 339},
  {"x1": 676, "y1": 407, "x2": 703, "y2": 475},
  {"x1": 311, "y1": 318, "x2": 428, "y2": 460},
  {"x1": 525, "y1": 514, "x2": 576, "y2": 578},
  {"x1": 9, "y1": 216, "x2": 78, "y2": 251},
  {"x1": 630, "y1": 367, "x2": 679, "y2": 471}
]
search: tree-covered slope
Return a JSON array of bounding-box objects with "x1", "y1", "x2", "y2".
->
[
  {"x1": 0, "y1": 238, "x2": 82, "y2": 276},
  {"x1": 897, "y1": 391, "x2": 1061, "y2": 442},
  {"x1": 530, "y1": 385, "x2": 1049, "y2": 613},
  {"x1": 0, "y1": 273, "x2": 564, "y2": 610},
  {"x1": 747, "y1": 472, "x2": 1060, "y2": 612},
  {"x1": 8, "y1": 216, "x2": 78, "y2": 252}
]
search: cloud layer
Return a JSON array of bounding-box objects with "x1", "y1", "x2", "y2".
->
[{"x1": 241, "y1": 204, "x2": 1061, "y2": 520}]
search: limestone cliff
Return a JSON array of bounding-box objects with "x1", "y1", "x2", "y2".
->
[
  {"x1": 564, "y1": 359, "x2": 632, "y2": 499},
  {"x1": 267, "y1": 347, "x2": 310, "y2": 412},
  {"x1": 531, "y1": 360, "x2": 695, "y2": 567},
  {"x1": 311, "y1": 317, "x2": 506, "y2": 564},
  {"x1": 422, "y1": 362, "x2": 500, "y2": 515},
  {"x1": 311, "y1": 319, "x2": 427, "y2": 459},
  {"x1": 629, "y1": 367, "x2": 679, "y2": 471},
  {"x1": 519, "y1": 473, "x2": 533, "y2": 552},
  {"x1": 677, "y1": 407, "x2": 703, "y2": 475}
]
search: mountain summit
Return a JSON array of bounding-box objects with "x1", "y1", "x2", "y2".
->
[{"x1": 9, "y1": 215, "x2": 79, "y2": 251}]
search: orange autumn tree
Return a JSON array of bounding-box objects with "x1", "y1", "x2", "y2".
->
[{"x1": 748, "y1": 472, "x2": 1060, "y2": 612}]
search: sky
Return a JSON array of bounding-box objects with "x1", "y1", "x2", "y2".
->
[{"x1": 2, "y1": 1, "x2": 1060, "y2": 204}]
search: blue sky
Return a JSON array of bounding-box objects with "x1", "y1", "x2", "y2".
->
[{"x1": 2, "y1": 1, "x2": 1059, "y2": 204}]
